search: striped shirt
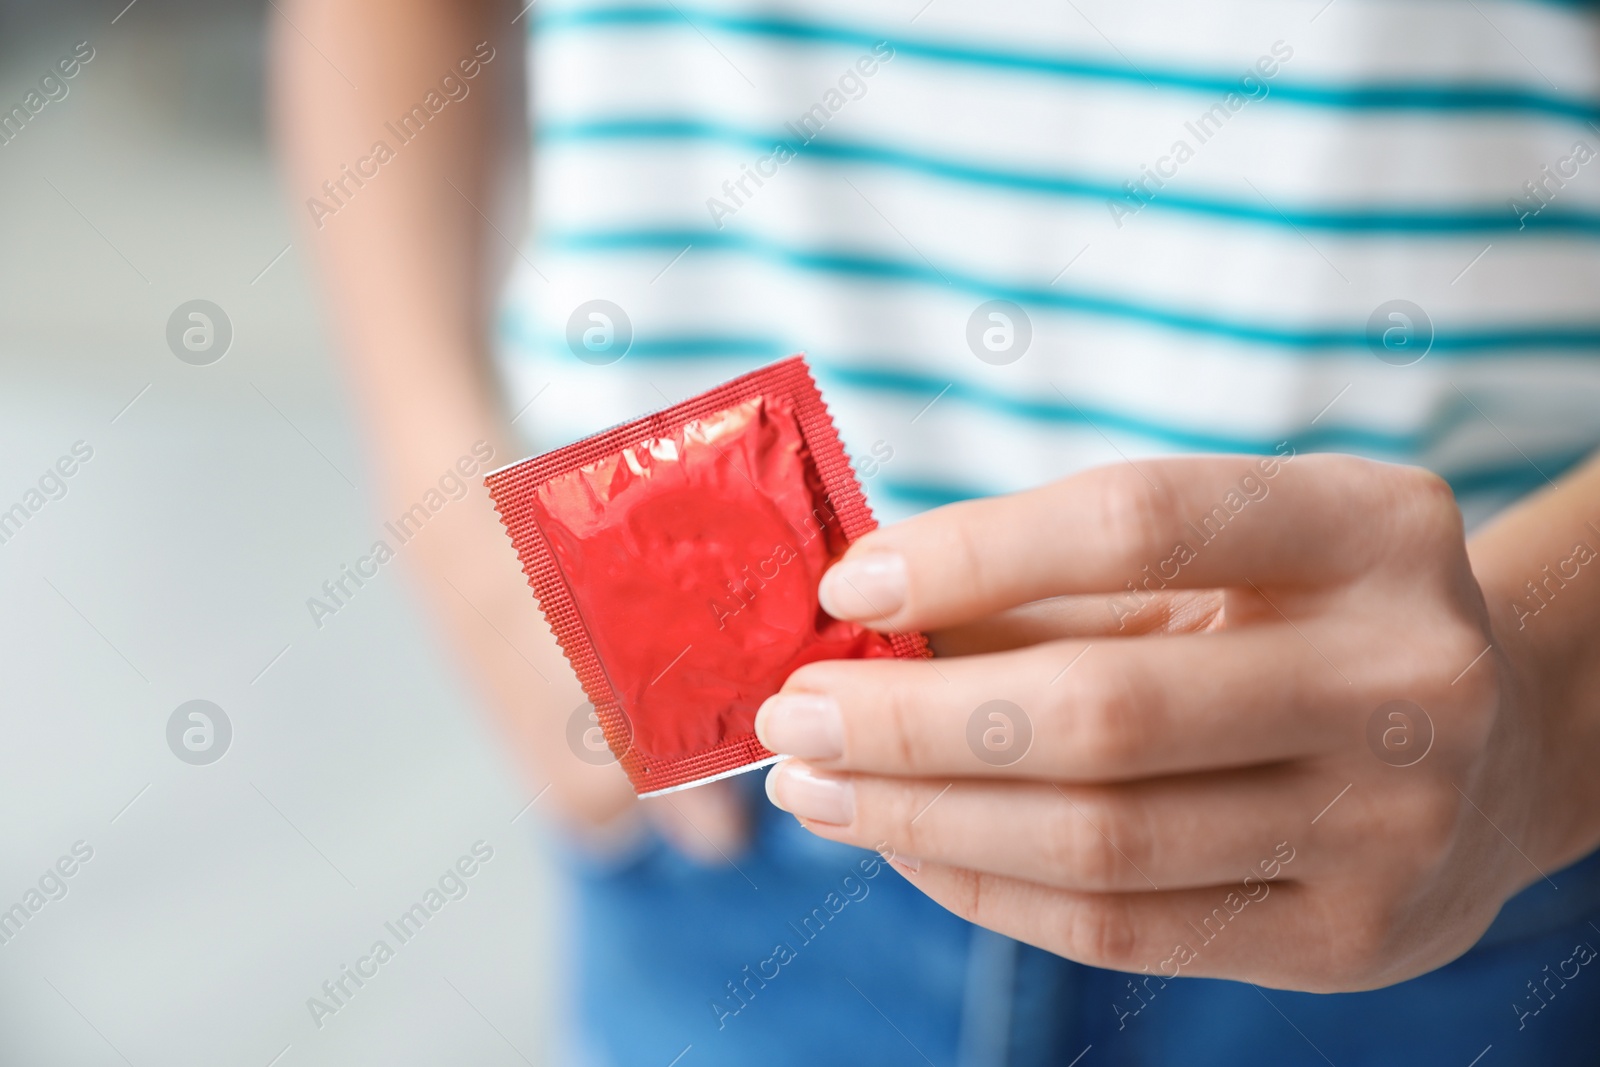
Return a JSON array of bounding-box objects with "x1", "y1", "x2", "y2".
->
[{"x1": 496, "y1": 0, "x2": 1600, "y2": 528}]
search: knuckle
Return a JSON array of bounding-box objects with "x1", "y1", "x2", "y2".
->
[
  {"x1": 892, "y1": 785, "x2": 943, "y2": 857},
  {"x1": 1090, "y1": 467, "x2": 1175, "y2": 568},
  {"x1": 1391, "y1": 465, "x2": 1464, "y2": 543},
  {"x1": 1406, "y1": 622, "x2": 1500, "y2": 745},
  {"x1": 1401, "y1": 464, "x2": 1458, "y2": 512},
  {"x1": 1325, "y1": 897, "x2": 1400, "y2": 981},
  {"x1": 958, "y1": 868, "x2": 1002, "y2": 928},
  {"x1": 942, "y1": 866, "x2": 985, "y2": 924},
  {"x1": 1044, "y1": 792, "x2": 1151, "y2": 889},
  {"x1": 1414, "y1": 624, "x2": 1484, "y2": 695},
  {"x1": 1062, "y1": 664, "x2": 1148, "y2": 773},
  {"x1": 881, "y1": 680, "x2": 928, "y2": 771},
  {"x1": 939, "y1": 510, "x2": 995, "y2": 607},
  {"x1": 1058, "y1": 895, "x2": 1140, "y2": 969},
  {"x1": 1346, "y1": 784, "x2": 1458, "y2": 885}
]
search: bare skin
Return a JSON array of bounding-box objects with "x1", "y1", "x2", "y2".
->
[
  {"x1": 760, "y1": 453, "x2": 1600, "y2": 990},
  {"x1": 269, "y1": 0, "x2": 743, "y2": 859},
  {"x1": 274, "y1": 0, "x2": 1600, "y2": 989}
]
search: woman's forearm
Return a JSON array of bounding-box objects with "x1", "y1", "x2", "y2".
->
[{"x1": 269, "y1": 0, "x2": 635, "y2": 826}]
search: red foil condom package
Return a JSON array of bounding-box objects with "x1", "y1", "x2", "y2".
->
[{"x1": 485, "y1": 356, "x2": 929, "y2": 796}]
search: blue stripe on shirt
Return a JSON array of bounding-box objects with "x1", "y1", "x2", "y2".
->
[
  {"x1": 539, "y1": 227, "x2": 1600, "y2": 355},
  {"x1": 541, "y1": 118, "x2": 1600, "y2": 237},
  {"x1": 535, "y1": 5, "x2": 1600, "y2": 126},
  {"x1": 495, "y1": 314, "x2": 1598, "y2": 462}
]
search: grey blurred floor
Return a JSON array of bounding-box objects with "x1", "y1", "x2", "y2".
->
[{"x1": 0, "y1": 6, "x2": 559, "y2": 1065}]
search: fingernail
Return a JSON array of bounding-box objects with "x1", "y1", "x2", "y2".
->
[
  {"x1": 755, "y1": 693, "x2": 843, "y2": 760},
  {"x1": 765, "y1": 761, "x2": 855, "y2": 826},
  {"x1": 819, "y1": 551, "x2": 907, "y2": 621}
]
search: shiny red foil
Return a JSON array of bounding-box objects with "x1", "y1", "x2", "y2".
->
[{"x1": 485, "y1": 357, "x2": 928, "y2": 795}]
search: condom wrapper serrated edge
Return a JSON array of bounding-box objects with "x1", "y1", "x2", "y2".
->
[{"x1": 485, "y1": 355, "x2": 930, "y2": 796}]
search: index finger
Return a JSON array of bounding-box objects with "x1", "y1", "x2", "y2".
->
[
  {"x1": 821, "y1": 452, "x2": 1442, "y2": 632},
  {"x1": 755, "y1": 627, "x2": 1353, "y2": 781}
]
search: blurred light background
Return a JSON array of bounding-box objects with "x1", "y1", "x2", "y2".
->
[{"x1": 0, "y1": 1, "x2": 560, "y2": 1063}]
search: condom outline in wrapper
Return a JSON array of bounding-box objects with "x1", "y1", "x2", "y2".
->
[{"x1": 485, "y1": 355, "x2": 929, "y2": 796}]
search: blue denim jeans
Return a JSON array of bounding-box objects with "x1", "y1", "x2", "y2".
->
[{"x1": 566, "y1": 780, "x2": 1600, "y2": 1066}]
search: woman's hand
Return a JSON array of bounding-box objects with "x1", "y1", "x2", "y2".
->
[{"x1": 757, "y1": 452, "x2": 1590, "y2": 991}]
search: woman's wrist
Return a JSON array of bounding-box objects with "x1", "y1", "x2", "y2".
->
[{"x1": 1469, "y1": 469, "x2": 1600, "y2": 876}]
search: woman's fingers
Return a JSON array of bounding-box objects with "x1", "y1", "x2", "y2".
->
[
  {"x1": 820, "y1": 452, "x2": 1397, "y2": 632},
  {"x1": 884, "y1": 859, "x2": 1335, "y2": 987},
  {"x1": 929, "y1": 588, "x2": 1231, "y2": 656},
  {"x1": 757, "y1": 627, "x2": 1356, "y2": 782},
  {"x1": 640, "y1": 780, "x2": 749, "y2": 864},
  {"x1": 766, "y1": 762, "x2": 1324, "y2": 892}
]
